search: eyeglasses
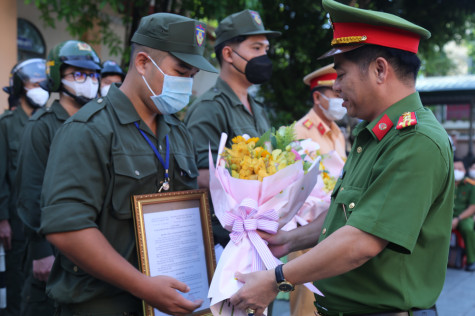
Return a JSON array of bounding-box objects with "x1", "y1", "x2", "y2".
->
[{"x1": 64, "y1": 71, "x2": 100, "y2": 83}]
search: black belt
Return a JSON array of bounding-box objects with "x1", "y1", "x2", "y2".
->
[{"x1": 315, "y1": 306, "x2": 437, "y2": 316}]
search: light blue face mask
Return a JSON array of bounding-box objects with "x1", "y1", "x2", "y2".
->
[{"x1": 142, "y1": 55, "x2": 193, "y2": 115}]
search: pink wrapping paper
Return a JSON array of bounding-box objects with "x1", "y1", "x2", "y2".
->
[
  {"x1": 285, "y1": 150, "x2": 345, "y2": 230},
  {"x1": 208, "y1": 133, "x2": 322, "y2": 316}
]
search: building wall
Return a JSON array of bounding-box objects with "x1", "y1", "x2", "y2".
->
[{"x1": 0, "y1": 0, "x2": 18, "y2": 113}]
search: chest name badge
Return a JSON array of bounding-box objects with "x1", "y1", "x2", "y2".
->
[
  {"x1": 372, "y1": 114, "x2": 393, "y2": 141},
  {"x1": 397, "y1": 112, "x2": 418, "y2": 130}
]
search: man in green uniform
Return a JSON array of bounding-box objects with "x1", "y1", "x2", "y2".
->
[
  {"x1": 229, "y1": 1, "x2": 454, "y2": 315},
  {"x1": 184, "y1": 9, "x2": 280, "y2": 247},
  {"x1": 0, "y1": 58, "x2": 49, "y2": 316},
  {"x1": 452, "y1": 158, "x2": 475, "y2": 271},
  {"x1": 39, "y1": 13, "x2": 217, "y2": 316},
  {"x1": 16, "y1": 40, "x2": 101, "y2": 316}
]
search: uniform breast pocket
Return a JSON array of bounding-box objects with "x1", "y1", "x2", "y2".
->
[
  {"x1": 173, "y1": 154, "x2": 199, "y2": 191},
  {"x1": 112, "y1": 154, "x2": 157, "y2": 220},
  {"x1": 7, "y1": 139, "x2": 19, "y2": 168},
  {"x1": 334, "y1": 186, "x2": 364, "y2": 219}
]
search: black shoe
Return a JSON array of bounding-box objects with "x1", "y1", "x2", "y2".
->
[{"x1": 465, "y1": 262, "x2": 475, "y2": 271}]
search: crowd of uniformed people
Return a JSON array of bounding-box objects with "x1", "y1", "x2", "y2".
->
[{"x1": 0, "y1": 0, "x2": 465, "y2": 315}]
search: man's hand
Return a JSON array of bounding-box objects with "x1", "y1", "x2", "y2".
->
[
  {"x1": 33, "y1": 255, "x2": 55, "y2": 282},
  {"x1": 452, "y1": 217, "x2": 460, "y2": 230},
  {"x1": 140, "y1": 275, "x2": 203, "y2": 315},
  {"x1": 0, "y1": 220, "x2": 12, "y2": 250},
  {"x1": 258, "y1": 230, "x2": 291, "y2": 259},
  {"x1": 230, "y1": 270, "x2": 278, "y2": 316}
]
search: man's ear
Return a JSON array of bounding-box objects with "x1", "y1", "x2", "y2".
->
[
  {"x1": 221, "y1": 46, "x2": 234, "y2": 64},
  {"x1": 134, "y1": 52, "x2": 149, "y2": 76},
  {"x1": 313, "y1": 91, "x2": 329, "y2": 110},
  {"x1": 373, "y1": 57, "x2": 389, "y2": 84}
]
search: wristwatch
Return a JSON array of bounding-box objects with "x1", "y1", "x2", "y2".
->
[{"x1": 275, "y1": 264, "x2": 295, "y2": 292}]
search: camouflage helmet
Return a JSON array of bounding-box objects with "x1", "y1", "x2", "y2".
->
[
  {"x1": 2, "y1": 58, "x2": 47, "y2": 97},
  {"x1": 46, "y1": 40, "x2": 101, "y2": 92},
  {"x1": 101, "y1": 60, "x2": 125, "y2": 80}
]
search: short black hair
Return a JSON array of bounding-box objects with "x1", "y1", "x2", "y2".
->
[
  {"x1": 214, "y1": 35, "x2": 247, "y2": 66},
  {"x1": 342, "y1": 44, "x2": 421, "y2": 82}
]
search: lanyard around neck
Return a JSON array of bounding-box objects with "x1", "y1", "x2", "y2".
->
[{"x1": 134, "y1": 122, "x2": 170, "y2": 191}]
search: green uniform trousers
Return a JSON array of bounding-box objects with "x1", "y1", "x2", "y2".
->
[{"x1": 457, "y1": 217, "x2": 475, "y2": 264}]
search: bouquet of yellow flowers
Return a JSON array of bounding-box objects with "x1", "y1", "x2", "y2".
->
[{"x1": 208, "y1": 125, "x2": 323, "y2": 316}]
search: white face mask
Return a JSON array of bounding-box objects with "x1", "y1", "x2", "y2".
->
[
  {"x1": 142, "y1": 55, "x2": 193, "y2": 115},
  {"x1": 100, "y1": 84, "x2": 111, "y2": 97},
  {"x1": 25, "y1": 87, "x2": 49, "y2": 108},
  {"x1": 454, "y1": 169, "x2": 465, "y2": 181},
  {"x1": 61, "y1": 77, "x2": 99, "y2": 100},
  {"x1": 469, "y1": 170, "x2": 475, "y2": 179},
  {"x1": 319, "y1": 93, "x2": 347, "y2": 121}
]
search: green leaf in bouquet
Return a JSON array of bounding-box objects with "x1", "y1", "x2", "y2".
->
[
  {"x1": 275, "y1": 122, "x2": 297, "y2": 150},
  {"x1": 303, "y1": 160, "x2": 313, "y2": 173},
  {"x1": 255, "y1": 128, "x2": 273, "y2": 148}
]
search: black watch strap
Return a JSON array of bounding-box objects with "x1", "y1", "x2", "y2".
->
[{"x1": 275, "y1": 264, "x2": 285, "y2": 283}]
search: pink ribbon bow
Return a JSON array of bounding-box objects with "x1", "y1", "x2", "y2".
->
[{"x1": 223, "y1": 198, "x2": 280, "y2": 271}]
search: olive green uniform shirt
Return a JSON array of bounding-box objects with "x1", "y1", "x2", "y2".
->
[
  {"x1": 17, "y1": 100, "x2": 70, "y2": 259},
  {"x1": 184, "y1": 77, "x2": 271, "y2": 168},
  {"x1": 453, "y1": 180, "x2": 475, "y2": 217},
  {"x1": 314, "y1": 93, "x2": 454, "y2": 315},
  {"x1": 0, "y1": 106, "x2": 28, "y2": 240},
  {"x1": 39, "y1": 84, "x2": 198, "y2": 308}
]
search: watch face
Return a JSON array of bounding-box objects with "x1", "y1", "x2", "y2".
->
[{"x1": 278, "y1": 282, "x2": 294, "y2": 292}]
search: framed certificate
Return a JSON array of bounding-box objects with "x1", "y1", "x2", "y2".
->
[{"x1": 132, "y1": 189, "x2": 216, "y2": 316}]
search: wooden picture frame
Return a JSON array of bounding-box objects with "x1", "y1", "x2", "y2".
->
[{"x1": 132, "y1": 189, "x2": 215, "y2": 316}]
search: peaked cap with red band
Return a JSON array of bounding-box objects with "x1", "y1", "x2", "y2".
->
[
  {"x1": 303, "y1": 63, "x2": 337, "y2": 90},
  {"x1": 319, "y1": 0, "x2": 431, "y2": 59}
]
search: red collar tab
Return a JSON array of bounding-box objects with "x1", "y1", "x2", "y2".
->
[
  {"x1": 310, "y1": 73, "x2": 338, "y2": 90},
  {"x1": 396, "y1": 112, "x2": 418, "y2": 130},
  {"x1": 372, "y1": 114, "x2": 393, "y2": 141},
  {"x1": 331, "y1": 22, "x2": 421, "y2": 54},
  {"x1": 317, "y1": 122, "x2": 326, "y2": 135}
]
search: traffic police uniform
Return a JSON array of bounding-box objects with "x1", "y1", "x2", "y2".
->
[
  {"x1": 39, "y1": 13, "x2": 216, "y2": 316},
  {"x1": 184, "y1": 9, "x2": 278, "y2": 247},
  {"x1": 295, "y1": 63, "x2": 346, "y2": 159},
  {"x1": 313, "y1": 1, "x2": 454, "y2": 315},
  {"x1": 16, "y1": 101, "x2": 70, "y2": 315},
  {"x1": 453, "y1": 179, "x2": 475, "y2": 265},
  {"x1": 0, "y1": 106, "x2": 28, "y2": 316}
]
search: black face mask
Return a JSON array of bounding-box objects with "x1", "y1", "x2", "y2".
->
[{"x1": 232, "y1": 50, "x2": 273, "y2": 84}]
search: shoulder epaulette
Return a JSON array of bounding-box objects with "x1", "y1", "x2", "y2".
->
[
  {"x1": 464, "y1": 178, "x2": 475, "y2": 186},
  {"x1": 303, "y1": 119, "x2": 314, "y2": 129},
  {"x1": 396, "y1": 111, "x2": 417, "y2": 130},
  {"x1": 0, "y1": 111, "x2": 14, "y2": 121},
  {"x1": 71, "y1": 98, "x2": 106, "y2": 122}
]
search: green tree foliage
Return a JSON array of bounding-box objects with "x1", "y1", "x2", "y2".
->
[{"x1": 28, "y1": 0, "x2": 475, "y2": 126}]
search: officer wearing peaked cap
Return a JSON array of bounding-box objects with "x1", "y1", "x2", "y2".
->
[
  {"x1": 185, "y1": 9, "x2": 280, "y2": 248},
  {"x1": 295, "y1": 63, "x2": 347, "y2": 159},
  {"x1": 40, "y1": 13, "x2": 216, "y2": 316},
  {"x1": 229, "y1": 1, "x2": 453, "y2": 315}
]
